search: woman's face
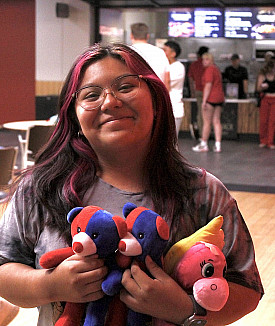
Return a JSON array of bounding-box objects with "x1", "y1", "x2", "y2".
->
[
  {"x1": 203, "y1": 56, "x2": 212, "y2": 67},
  {"x1": 75, "y1": 56, "x2": 154, "y2": 155}
]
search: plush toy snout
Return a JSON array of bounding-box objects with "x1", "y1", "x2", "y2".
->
[
  {"x1": 118, "y1": 232, "x2": 143, "y2": 256},
  {"x1": 194, "y1": 276, "x2": 229, "y2": 311},
  {"x1": 72, "y1": 232, "x2": 97, "y2": 256}
]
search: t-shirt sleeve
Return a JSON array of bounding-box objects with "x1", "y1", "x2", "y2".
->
[
  {"x1": 203, "y1": 66, "x2": 214, "y2": 83},
  {"x1": 0, "y1": 180, "x2": 41, "y2": 268},
  {"x1": 196, "y1": 171, "x2": 264, "y2": 296}
]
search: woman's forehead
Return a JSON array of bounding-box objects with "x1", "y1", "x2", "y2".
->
[{"x1": 80, "y1": 57, "x2": 131, "y2": 86}]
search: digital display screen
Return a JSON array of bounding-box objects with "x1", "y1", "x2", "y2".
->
[
  {"x1": 251, "y1": 8, "x2": 275, "y2": 39},
  {"x1": 194, "y1": 9, "x2": 223, "y2": 38},
  {"x1": 169, "y1": 7, "x2": 275, "y2": 39},
  {"x1": 168, "y1": 10, "x2": 195, "y2": 38},
  {"x1": 224, "y1": 8, "x2": 253, "y2": 38},
  {"x1": 225, "y1": 7, "x2": 275, "y2": 39}
]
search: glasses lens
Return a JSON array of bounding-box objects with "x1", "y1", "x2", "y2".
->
[
  {"x1": 112, "y1": 75, "x2": 140, "y2": 101},
  {"x1": 76, "y1": 86, "x2": 104, "y2": 111},
  {"x1": 76, "y1": 75, "x2": 140, "y2": 111}
]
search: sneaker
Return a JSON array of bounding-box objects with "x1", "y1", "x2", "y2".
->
[
  {"x1": 213, "y1": 145, "x2": 221, "y2": 153},
  {"x1": 268, "y1": 145, "x2": 275, "y2": 150},
  {"x1": 192, "y1": 143, "x2": 209, "y2": 152},
  {"x1": 259, "y1": 143, "x2": 267, "y2": 148}
]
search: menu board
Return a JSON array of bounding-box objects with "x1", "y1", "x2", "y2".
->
[
  {"x1": 194, "y1": 9, "x2": 223, "y2": 38},
  {"x1": 168, "y1": 10, "x2": 195, "y2": 38},
  {"x1": 251, "y1": 8, "x2": 275, "y2": 39},
  {"x1": 225, "y1": 8, "x2": 275, "y2": 39}
]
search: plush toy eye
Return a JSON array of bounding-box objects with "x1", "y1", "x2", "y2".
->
[
  {"x1": 201, "y1": 263, "x2": 214, "y2": 278},
  {"x1": 137, "y1": 232, "x2": 144, "y2": 239},
  {"x1": 77, "y1": 227, "x2": 81, "y2": 233},
  {"x1": 91, "y1": 232, "x2": 99, "y2": 239}
]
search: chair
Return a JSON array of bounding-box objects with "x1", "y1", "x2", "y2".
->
[
  {"x1": 28, "y1": 125, "x2": 55, "y2": 159},
  {"x1": 18, "y1": 125, "x2": 55, "y2": 167},
  {"x1": 0, "y1": 146, "x2": 18, "y2": 201}
]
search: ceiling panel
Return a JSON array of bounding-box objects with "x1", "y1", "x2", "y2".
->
[{"x1": 83, "y1": 0, "x2": 275, "y2": 8}]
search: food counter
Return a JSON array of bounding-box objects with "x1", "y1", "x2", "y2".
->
[{"x1": 181, "y1": 98, "x2": 259, "y2": 140}]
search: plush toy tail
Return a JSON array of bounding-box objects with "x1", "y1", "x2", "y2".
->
[{"x1": 54, "y1": 302, "x2": 86, "y2": 326}]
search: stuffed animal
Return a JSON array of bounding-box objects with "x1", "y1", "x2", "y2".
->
[
  {"x1": 154, "y1": 216, "x2": 229, "y2": 326},
  {"x1": 115, "y1": 202, "x2": 170, "y2": 326},
  {"x1": 40, "y1": 205, "x2": 128, "y2": 326}
]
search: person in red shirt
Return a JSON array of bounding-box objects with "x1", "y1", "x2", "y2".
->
[
  {"x1": 188, "y1": 46, "x2": 209, "y2": 138},
  {"x1": 192, "y1": 52, "x2": 224, "y2": 152}
]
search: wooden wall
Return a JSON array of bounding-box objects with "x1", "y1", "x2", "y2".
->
[{"x1": 0, "y1": 0, "x2": 35, "y2": 125}]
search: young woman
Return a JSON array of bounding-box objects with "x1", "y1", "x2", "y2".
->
[
  {"x1": 192, "y1": 53, "x2": 224, "y2": 153},
  {"x1": 256, "y1": 59, "x2": 275, "y2": 149},
  {"x1": 0, "y1": 44, "x2": 262, "y2": 325}
]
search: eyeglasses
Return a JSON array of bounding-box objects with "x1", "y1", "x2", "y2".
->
[{"x1": 72, "y1": 74, "x2": 142, "y2": 111}]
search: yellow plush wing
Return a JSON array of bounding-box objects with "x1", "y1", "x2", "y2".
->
[{"x1": 164, "y1": 215, "x2": 224, "y2": 275}]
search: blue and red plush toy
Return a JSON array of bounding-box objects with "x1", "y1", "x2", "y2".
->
[
  {"x1": 40, "y1": 204, "x2": 229, "y2": 326},
  {"x1": 40, "y1": 205, "x2": 128, "y2": 326}
]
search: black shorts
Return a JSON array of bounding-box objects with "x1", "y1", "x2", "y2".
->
[{"x1": 206, "y1": 101, "x2": 224, "y2": 107}]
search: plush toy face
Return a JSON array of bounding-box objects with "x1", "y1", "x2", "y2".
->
[
  {"x1": 118, "y1": 203, "x2": 169, "y2": 266},
  {"x1": 174, "y1": 242, "x2": 229, "y2": 311},
  {"x1": 67, "y1": 206, "x2": 127, "y2": 258}
]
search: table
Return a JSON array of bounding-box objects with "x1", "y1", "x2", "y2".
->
[{"x1": 3, "y1": 120, "x2": 55, "y2": 169}]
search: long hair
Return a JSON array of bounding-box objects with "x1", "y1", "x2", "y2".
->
[{"x1": 15, "y1": 43, "x2": 199, "y2": 243}]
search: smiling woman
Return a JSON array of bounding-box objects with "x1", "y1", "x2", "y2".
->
[{"x1": 0, "y1": 44, "x2": 263, "y2": 326}]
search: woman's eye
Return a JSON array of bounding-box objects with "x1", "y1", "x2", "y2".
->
[
  {"x1": 117, "y1": 83, "x2": 134, "y2": 93},
  {"x1": 84, "y1": 92, "x2": 101, "y2": 101}
]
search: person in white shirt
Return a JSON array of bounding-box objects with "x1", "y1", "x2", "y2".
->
[
  {"x1": 163, "y1": 41, "x2": 185, "y2": 137},
  {"x1": 130, "y1": 23, "x2": 170, "y2": 90}
]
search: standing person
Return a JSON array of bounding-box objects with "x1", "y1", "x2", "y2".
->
[
  {"x1": 188, "y1": 46, "x2": 209, "y2": 138},
  {"x1": 223, "y1": 54, "x2": 248, "y2": 99},
  {"x1": 163, "y1": 40, "x2": 185, "y2": 137},
  {"x1": 130, "y1": 22, "x2": 170, "y2": 89},
  {"x1": 193, "y1": 53, "x2": 225, "y2": 153},
  {"x1": 0, "y1": 44, "x2": 263, "y2": 326},
  {"x1": 256, "y1": 58, "x2": 275, "y2": 149}
]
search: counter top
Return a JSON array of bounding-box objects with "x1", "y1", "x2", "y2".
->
[{"x1": 183, "y1": 98, "x2": 256, "y2": 104}]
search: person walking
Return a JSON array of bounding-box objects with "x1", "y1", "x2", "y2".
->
[
  {"x1": 163, "y1": 40, "x2": 185, "y2": 137},
  {"x1": 188, "y1": 46, "x2": 209, "y2": 138},
  {"x1": 130, "y1": 22, "x2": 170, "y2": 89},
  {"x1": 256, "y1": 58, "x2": 275, "y2": 149},
  {"x1": 192, "y1": 52, "x2": 224, "y2": 153}
]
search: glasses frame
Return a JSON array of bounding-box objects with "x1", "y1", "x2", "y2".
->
[{"x1": 72, "y1": 74, "x2": 143, "y2": 111}]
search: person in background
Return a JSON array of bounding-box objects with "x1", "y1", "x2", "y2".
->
[
  {"x1": 0, "y1": 298, "x2": 19, "y2": 325},
  {"x1": 188, "y1": 46, "x2": 209, "y2": 139},
  {"x1": 130, "y1": 22, "x2": 170, "y2": 89},
  {"x1": 223, "y1": 54, "x2": 248, "y2": 99},
  {"x1": 0, "y1": 44, "x2": 262, "y2": 326},
  {"x1": 192, "y1": 52, "x2": 224, "y2": 153},
  {"x1": 264, "y1": 51, "x2": 274, "y2": 63},
  {"x1": 256, "y1": 58, "x2": 275, "y2": 149},
  {"x1": 163, "y1": 40, "x2": 185, "y2": 137}
]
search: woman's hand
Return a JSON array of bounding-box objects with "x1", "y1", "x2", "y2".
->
[
  {"x1": 120, "y1": 256, "x2": 193, "y2": 324},
  {"x1": 46, "y1": 254, "x2": 108, "y2": 303}
]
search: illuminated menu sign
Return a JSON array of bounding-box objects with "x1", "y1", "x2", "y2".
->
[
  {"x1": 168, "y1": 10, "x2": 195, "y2": 38},
  {"x1": 194, "y1": 9, "x2": 223, "y2": 38},
  {"x1": 251, "y1": 8, "x2": 275, "y2": 39},
  {"x1": 168, "y1": 8, "x2": 223, "y2": 38},
  {"x1": 225, "y1": 8, "x2": 275, "y2": 39}
]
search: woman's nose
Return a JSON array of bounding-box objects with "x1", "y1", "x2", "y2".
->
[{"x1": 100, "y1": 90, "x2": 122, "y2": 110}]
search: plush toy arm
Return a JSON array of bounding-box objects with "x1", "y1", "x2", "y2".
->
[{"x1": 40, "y1": 247, "x2": 74, "y2": 269}]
